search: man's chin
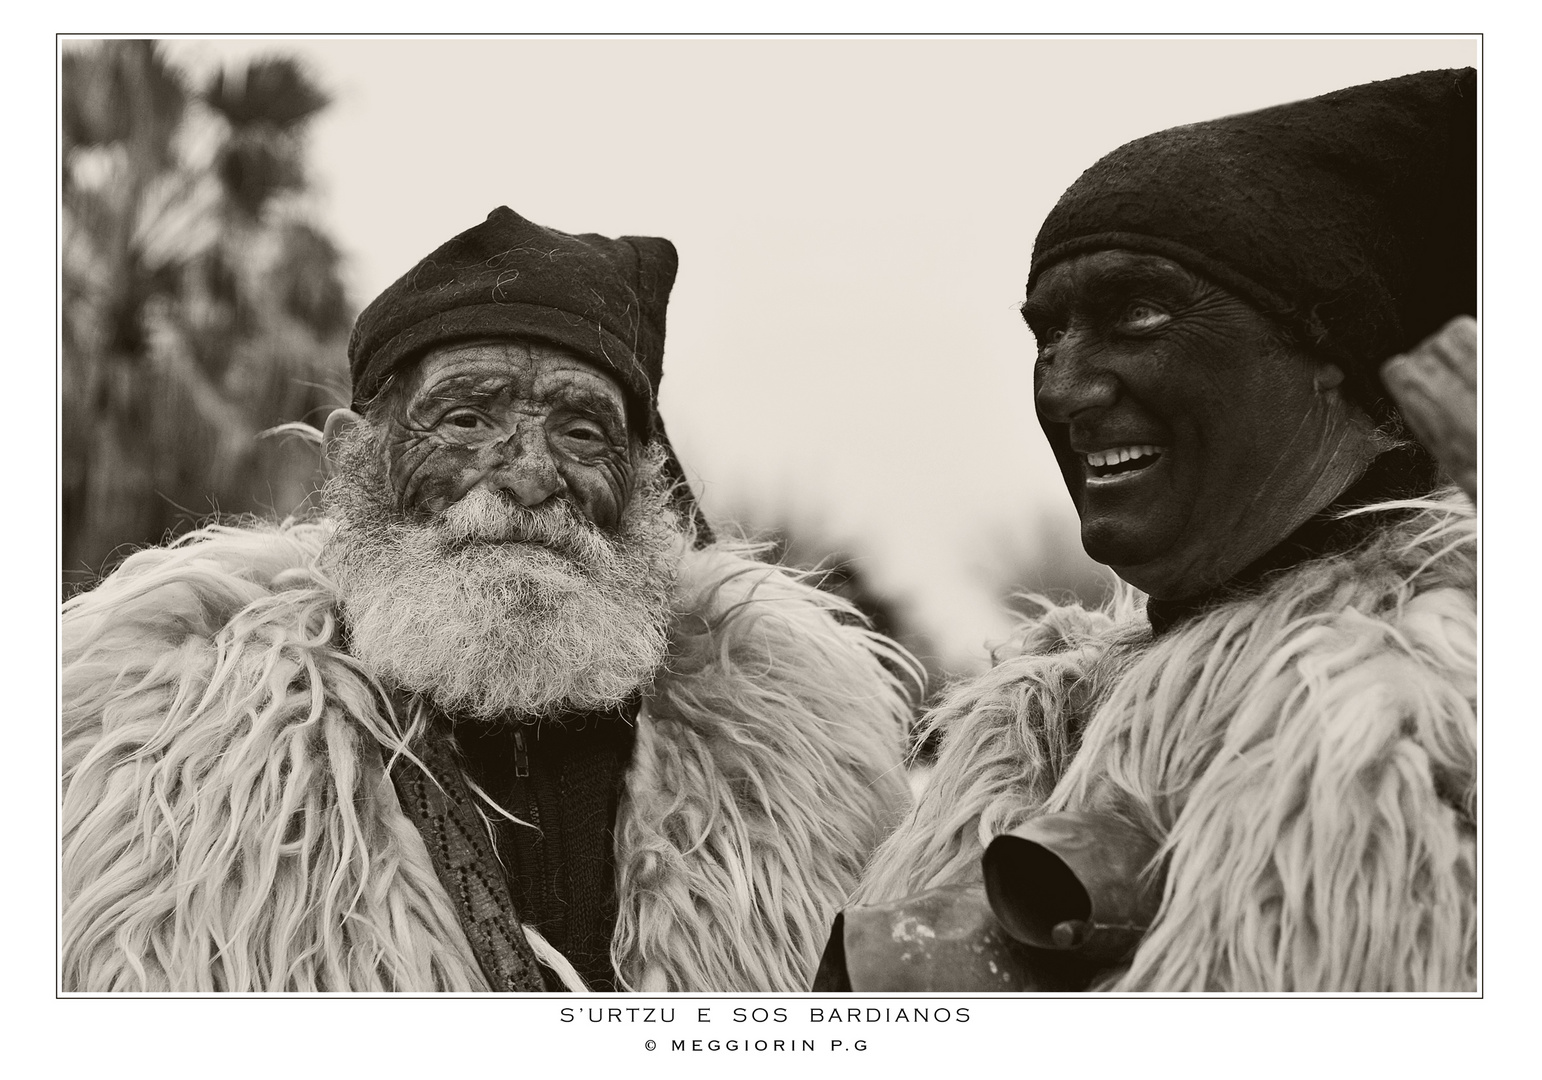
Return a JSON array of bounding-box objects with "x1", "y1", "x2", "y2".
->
[
  {"x1": 1080, "y1": 520, "x2": 1201, "y2": 598},
  {"x1": 332, "y1": 520, "x2": 677, "y2": 720},
  {"x1": 1079, "y1": 517, "x2": 1162, "y2": 572},
  {"x1": 340, "y1": 573, "x2": 670, "y2": 720},
  {"x1": 1095, "y1": 537, "x2": 1235, "y2": 601}
]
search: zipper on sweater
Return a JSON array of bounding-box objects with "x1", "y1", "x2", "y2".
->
[{"x1": 513, "y1": 728, "x2": 530, "y2": 779}]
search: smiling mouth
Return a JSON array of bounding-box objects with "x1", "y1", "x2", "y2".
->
[{"x1": 1082, "y1": 444, "x2": 1167, "y2": 484}]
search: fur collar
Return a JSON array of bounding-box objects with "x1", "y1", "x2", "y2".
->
[
  {"x1": 61, "y1": 521, "x2": 914, "y2": 992},
  {"x1": 854, "y1": 493, "x2": 1476, "y2": 991}
]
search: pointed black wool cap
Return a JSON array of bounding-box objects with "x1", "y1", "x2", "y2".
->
[
  {"x1": 349, "y1": 206, "x2": 677, "y2": 431},
  {"x1": 1026, "y1": 67, "x2": 1477, "y2": 419},
  {"x1": 347, "y1": 206, "x2": 709, "y2": 540}
]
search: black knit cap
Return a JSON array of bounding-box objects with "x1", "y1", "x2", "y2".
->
[
  {"x1": 1026, "y1": 67, "x2": 1477, "y2": 418},
  {"x1": 347, "y1": 206, "x2": 709, "y2": 540},
  {"x1": 349, "y1": 206, "x2": 676, "y2": 433}
]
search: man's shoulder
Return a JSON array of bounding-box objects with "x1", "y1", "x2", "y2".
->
[
  {"x1": 1132, "y1": 489, "x2": 1478, "y2": 725},
  {"x1": 64, "y1": 520, "x2": 338, "y2": 635},
  {"x1": 652, "y1": 540, "x2": 917, "y2": 744},
  {"x1": 665, "y1": 542, "x2": 920, "y2": 685},
  {"x1": 61, "y1": 517, "x2": 379, "y2": 792},
  {"x1": 1259, "y1": 487, "x2": 1477, "y2": 637},
  {"x1": 62, "y1": 519, "x2": 349, "y2": 713}
]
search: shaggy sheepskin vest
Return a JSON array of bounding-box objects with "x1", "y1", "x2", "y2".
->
[
  {"x1": 852, "y1": 493, "x2": 1476, "y2": 991},
  {"x1": 60, "y1": 522, "x2": 914, "y2": 992}
]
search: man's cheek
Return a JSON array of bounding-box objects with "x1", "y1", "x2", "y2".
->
[
  {"x1": 569, "y1": 462, "x2": 632, "y2": 529},
  {"x1": 392, "y1": 443, "x2": 484, "y2": 517},
  {"x1": 579, "y1": 484, "x2": 624, "y2": 530}
]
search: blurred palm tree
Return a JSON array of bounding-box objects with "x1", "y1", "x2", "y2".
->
[{"x1": 61, "y1": 41, "x2": 353, "y2": 597}]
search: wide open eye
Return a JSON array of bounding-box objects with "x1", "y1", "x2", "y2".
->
[{"x1": 1120, "y1": 303, "x2": 1170, "y2": 332}]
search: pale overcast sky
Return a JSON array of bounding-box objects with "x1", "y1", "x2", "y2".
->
[{"x1": 158, "y1": 36, "x2": 1478, "y2": 668}]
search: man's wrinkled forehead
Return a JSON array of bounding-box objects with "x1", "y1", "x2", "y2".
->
[{"x1": 383, "y1": 335, "x2": 632, "y2": 418}]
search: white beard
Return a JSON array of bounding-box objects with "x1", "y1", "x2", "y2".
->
[{"x1": 319, "y1": 426, "x2": 684, "y2": 721}]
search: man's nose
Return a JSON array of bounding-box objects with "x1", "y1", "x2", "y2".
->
[
  {"x1": 1034, "y1": 334, "x2": 1119, "y2": 424},
  {"x1": 487, "y1": 426, "x2": 565, "y2": 507}
]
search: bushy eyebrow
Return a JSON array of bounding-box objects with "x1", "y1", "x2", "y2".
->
[
  {"x1": 407, "y1": 368, "x2": 626, "y2": 421},
  {"x1": 556, "y1": 385, "x2": 628, "y2": 432},
  {"x1": 1020, "y1": 294, "x2": 1054, "y2": 327},
  {"x1": 408, "y1": 371, "x2": 508, "y2": 412}
]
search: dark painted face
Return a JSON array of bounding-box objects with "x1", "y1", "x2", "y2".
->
[
  {"x1": 1024, "y1": 250, "x2": 1370, "y2": 600},
  {"x1": 377, "y1": 339, "x2": 637, "y2": 529}
]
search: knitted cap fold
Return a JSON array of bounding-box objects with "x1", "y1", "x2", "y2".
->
[{"x1": 347, "y1": 206, "x2": 678, "y2": 438}]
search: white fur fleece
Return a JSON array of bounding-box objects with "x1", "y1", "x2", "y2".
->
[
  {"x1": 853, "y1": 494, "x2": 1476, "y2": 992},
  {"x1": 60, "y1": 522, "x2": 914, "y2": 992}
]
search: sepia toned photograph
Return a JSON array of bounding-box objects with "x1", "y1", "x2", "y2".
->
[{"x1": 57, "y1": 34, "x2": 1479, "y2": 1009}]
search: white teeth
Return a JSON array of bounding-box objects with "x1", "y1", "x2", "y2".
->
[{"x1": 1084, "y1": 444, "x2": 1162, "y2": 468}]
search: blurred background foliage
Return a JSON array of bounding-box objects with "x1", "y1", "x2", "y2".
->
[
  {"x1": 59, "y1": 40, "x2": 1115, "y2": 731},
  {"x1": 61, "y1": 40, "x2": 352, "y2": 597}
]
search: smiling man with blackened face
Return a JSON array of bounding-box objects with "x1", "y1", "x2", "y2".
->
[
  {"x1": 1025, "y1": 249, "x2": 1383, "y2": 602},
  {"x1": 832, "y1": 68, "x2": 1478, "y2": 993}
]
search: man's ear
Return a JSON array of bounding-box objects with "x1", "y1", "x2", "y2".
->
[{"x1": 321, "y1": 408, "x2": 362, "y2": 479}]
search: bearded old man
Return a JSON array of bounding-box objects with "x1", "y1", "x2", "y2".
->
[
  {"x1": 821, "y1": 68, "x2": 1477, "y2": 993},
  {"x1": 61, "y1": 207, "x2": 914, "y2": 992}
]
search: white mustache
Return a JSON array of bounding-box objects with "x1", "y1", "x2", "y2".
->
[{"x1": 437, "y1": 488, "x2": 613, "y2": 567}]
